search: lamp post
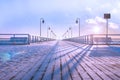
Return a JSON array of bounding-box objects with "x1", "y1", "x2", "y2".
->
[
  {"x1": 47, "y1": 27, "x2": 50, "y2": 38},
  {"x1": 52, "y1": 31, "x2": 56, "y2": 39},
  {"x1": 66, "y1": 30, "x2": 68, "y2": 38},
  {"x1": 40, "y1": 18, "x2": 44, "y2": 37},
  {"x1": 62, "y1": 32, "x2": 66, "y2": 39},
  {"x1": 104, "y1": 13, "x2": 111, "y2": 44},
  {"x1": 76, "y1": 18, "x2": 80, "y2": 37},
  {"x1": 69, "y1": 27, "x2": 72, "y2": 38},
  {"x1": 50, "y1": 30, "x2": 53, "y2": 39}
]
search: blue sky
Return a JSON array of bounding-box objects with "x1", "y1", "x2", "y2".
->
[{"x1": 0, "y1": 0, "x2": 120, "y2": 38}]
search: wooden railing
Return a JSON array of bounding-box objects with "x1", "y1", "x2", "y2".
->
[
  {"x1": 63, "y1": 34, "x2": 120, "y2": 45},
  {"x1": 0, "y1": 34, "x2": 56, "y2": 45}
]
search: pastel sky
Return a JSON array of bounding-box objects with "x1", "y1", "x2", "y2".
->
[{"x1": 0, "y1": 0, "x2": 120, "y2": 38}]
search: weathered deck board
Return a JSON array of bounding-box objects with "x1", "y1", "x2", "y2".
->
[
  {"x1": 66, "y1": 55, "x2": 82, "y2": 80},
  {"x1": 61, "y1": 54, "x2": 72, "y2": 80},
  {"x1": 32, "y1": 53, "x2": 54, "y2": 80},
  {"x1": 69, "y1": 49, "x2": 92, "y2": 80},
  {"x1": 85, "y1": 56, "x2": 120, "y2": 80},
  {"x1": 83, "y1": 58, "x2": 112, "y2": 80},
  {"x1": 21, "y1": 55, "x2": 46, "y2": 80},
  {"x1": 0, "y1": 41, "x2": 120, "y2": 80}
]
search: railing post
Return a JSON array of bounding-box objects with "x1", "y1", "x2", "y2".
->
[
  {"x1": 84, "y1": 36, "x2": 86, "y2": 44},
  {"x1": 28, "y1": 34, "x2": 30, "y2": 44},
  {"x1": 32, "y1": 36, "x2": 33, "y2": 43},
  {"x1": 85, "y1": 35, "x2": 86, "y2": 44},
  {"x1": 90, "y1": 35, "x2": 93, "y2": 45},
  {"x1": 87, "y1": 35, "x2": 89, "y2": 44}
]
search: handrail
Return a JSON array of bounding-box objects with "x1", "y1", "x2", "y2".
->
[
  {"x1": 63, "y1": 34, "x2": 120, "y2": 45},
  {"x1": 0, "y1": 34, "x2": 56, "y2": 45}
]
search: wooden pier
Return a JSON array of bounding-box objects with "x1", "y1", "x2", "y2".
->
[{"x1": 0, "y1": 41, "x2": 120, "y2": 80}]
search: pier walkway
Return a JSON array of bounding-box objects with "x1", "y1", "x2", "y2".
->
[{"x1": 0, "y1": 41, "x2": 120, "y2": 80}]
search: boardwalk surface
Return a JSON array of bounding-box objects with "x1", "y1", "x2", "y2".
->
[{"x1": 0, "y1": 41, "x2": 120, "y2": 80}]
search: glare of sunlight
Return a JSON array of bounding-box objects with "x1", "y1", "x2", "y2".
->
[
  {"x1": 56, "y1": 36, "x2": 63, "y2": 40},
  {"x1": 93, "y1": 26, "x2": 100, "y2": 34}
]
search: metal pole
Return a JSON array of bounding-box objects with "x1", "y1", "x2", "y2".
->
[
  {"x1": 67, "y1": 30, "x2": 68, "y2": 38},
  {"x1": 47, "y1": 27, "x2": 48, "y2": 38},
  {"x1": 78, "y1": 19, "x2": 80, "y2": 37},
  {"x1": 69, "y1": 27, "x2": 72, "y2": 38},
  {"x1": 76, "y1": 18, "x2": 80, "y2": 37},
  {"x1": 67, "y1": 30, "x2": 69, "y2": 38},
  {"x1": 64, "y1": 32, "x2": 66, "y2": 39},
  {"x1": 71, "y1": 28, "x2": 72, "y2": 38},
  {"x1": 50, "y1": 31, "x2": 52, "y2": 39},
  {"x1": 40, "y1": 18, "x2": 44, "y2": 37},
  {"x1": 40, "y1": 19, "x2": 41, "y2": 37},
  {"x1": 106, "y1": 19, "x2": 108, "y2": 44}
]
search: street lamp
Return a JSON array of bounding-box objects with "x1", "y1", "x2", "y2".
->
[
  {"x1": 69, "y1": 27, "x2": 72, "y2": 38},
  {"x1": 63, "y1": 30, "x2": 69, "y2": 39},
  {"x1": 76, "y1": 18, "x2": 80, "y2": 37},
  {"x1": 50, "y1": 30, "x2": 53, "y2": 38},
  {"x1": 62, "y1": 32, "x2": 66, "y2": 39},
  {"x1": 51, "y1": 30, "x2": 55, "y2": 39},
  {"x1": 40, "y1": 18, "x2": 44, "y2": 37},
  {"x1": 47, "y1": 27, "x2": 50, "y2": 38},
  {"x1": 52, "y1": 31, "x2": 56, "y2": 39},
  {"x1": 67, "y1": 30, "x2": 69, "y2": 38},
  {"x1": 104, "y1": 13, "x2": 111, "y2": 44}
]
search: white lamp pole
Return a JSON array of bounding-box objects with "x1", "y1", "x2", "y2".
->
[
  {"x1": 104, "y1": 13, "x2": 111, "y2": 44},
  {"x1": 76, "y1": 18, "x2": 80, "y2": 37},
  {"x1": 40, "y1": 18, "x2": 44, "y2": 37},
  {"x1": 69, "y1": 27, "x2": 72, "y2": 38}
]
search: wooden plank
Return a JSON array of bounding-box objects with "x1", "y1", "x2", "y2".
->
[
  {"x1": 54, "y1": 47, "x2": 61, "y2": 80},
  {"x1": 87, "y1": 57, "x2": 120, "y2": 79},
  {"x1": 66, "y1": 42, "x2": 94, "y2": 80},
  {"x1": 70, "y1": 54, "x2": 92, "y2": 80},
  {"x1": 66, "y1": 54, "x2": 81, "y2": 80},
  {"x1": 83, "y1": 58, "x2": 112, "y2": 80},
  {"x1": 32, "y1": 50, "x2": 54, "y2": 80},
  {"x1": 42, "y1": 49, "x2": 57, "y2": 80},
  {"x1": 1, "y1": 61, "x2": 29, "y2": 80},
  {"x1": 61, "y1": 54, "x2": 72, "y2": 80},
  {"x1": 94, "y1": 57, "x2": 120, "y2": 70},
  {"x1": 81, "y1": 62, "x2": 102, "y2": 80},
  {"x1": 42, "y1": 66, "x2": 53, "y2": 80},
  {"x1": 76, "y1": 63, "x2": 92, "y2": 80},
  {"x1": 53, "y1": 58, "x2": 61, "y2": 80},
  {"x1": 98, "y1": 62, "x2": 120, "y2": 79},
  {"x1": 1, "y1": 41, "x2": 120, "y2": 80},
  {"x1": 86, "y1": 57, "x2": 118, "y2": 80},
  {"x1": 61, "y1": 51, "x2": 72, "y2": 80},
  {"x1": 32, "y1": 60, "x2": 50, "y2": 80},
  {"x1": 68, "y1": 51, "x2": 82, "y2": 79},
  {"x1": 20, "y1": 56, "x2": 45, "y2": 80},
  {"x1": 42, "y1": 61, "x2": 54, "y2": 80}
]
